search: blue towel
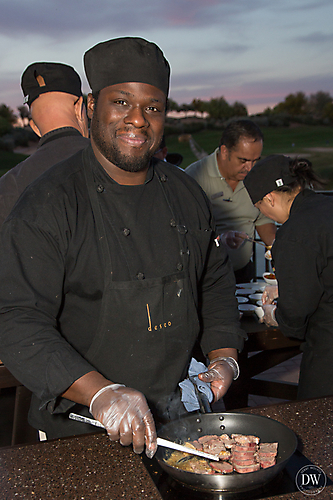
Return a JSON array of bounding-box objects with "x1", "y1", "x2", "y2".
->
[{"x1": 179, "y1": 358, "x2": 213, "y2": 412}]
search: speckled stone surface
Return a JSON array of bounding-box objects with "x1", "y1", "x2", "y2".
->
[
  {"x1": 0, "y1": 432, "x2": 161, "y2": 499},
  {"x1": 1, "y1": 397, "x2": 333, "y2": 499},
  {"x1": 244, "y1": 396, "x2": 333, "y2": 499}
]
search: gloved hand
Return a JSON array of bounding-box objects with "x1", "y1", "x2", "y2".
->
[
  {"x1": 90, "y1": 384, "x2": 157, "y2": 458},
  {"x1": 220, "y1": 231, "x2": 247, "y2": 250},
  {"x1": 261, "y1": 304, "x2": 278, "y2": 327},
  {"x1": 198, "y1": 358, "x2": 235, "y2": 402},
  {"x1": 262, "y1": 285, "x2": 279, "y2": 305}
]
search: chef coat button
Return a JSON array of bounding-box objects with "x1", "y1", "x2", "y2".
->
[
  {"x1": 96, "y1": 184, "x2": 104, "y2": 193},
  {"x1": 177, "y1": 225, "x2": 187, "y2": 234},
  {"x1": 176, "y1": 263, "x2": 183, "y2": 271},
  {"x1": 160, "y1": 174, "x2": 167, "y2": 182},
  {"x1": 170, "y1": 219, "x2": 176, "y2": 227},
  {"x1": 122, "y1": 227, "x2": 130, "y2": 236},
  {"x1": 136, "y1": 272, "x2": 145, "y2": 280}
]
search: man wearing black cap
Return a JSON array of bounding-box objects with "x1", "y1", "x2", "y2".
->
[
  {"x1": 0, "y1": 38, "x2": 245, "y2": 457},
  {"x1": 0, "y1": 62, "x2": 89, "y2": 227}
]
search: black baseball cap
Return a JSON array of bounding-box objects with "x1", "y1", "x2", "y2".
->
[
  {"x1": 84, "y1": 37, "x2": 170, "y2": 96},
  {"x1": 21, "y1": 62, "x2": 83, "y2": 106},
  {"x1": 243, "y1": 154, "x2": 295, "y2": 204}
]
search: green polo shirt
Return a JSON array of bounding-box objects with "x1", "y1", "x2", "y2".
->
[{"x1": 186, "y1": 148, "x2": 273, "y2": 270}]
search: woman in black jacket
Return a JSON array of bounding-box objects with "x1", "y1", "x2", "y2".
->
[{"x1": 244, "y1": 154, "x2": 333, "y2": 400}]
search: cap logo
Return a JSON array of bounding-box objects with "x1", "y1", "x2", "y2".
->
[
  {"x1": 36, "y1": 74, "x2": 46, "y2": 87},
  {"x1": 276, "y1": 178, "x2": 283, "y2": 187}
]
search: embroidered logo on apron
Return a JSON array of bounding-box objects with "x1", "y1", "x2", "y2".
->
[{"x1": 146, "y1": 303, "x2": 172, "y2": 331}]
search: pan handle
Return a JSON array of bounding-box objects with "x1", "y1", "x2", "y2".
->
[
  {"x1": 189, "y1": 376, "x2": 212, "y2": 413},
  {"x1": 198, "y1": 391, "x2": 212, "y2": 413}
]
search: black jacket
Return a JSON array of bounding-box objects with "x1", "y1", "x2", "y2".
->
[
  {"x1": 273, "y1": 189, "x2": 333, "y2": 399},
  {"x1": 0, "y1": 145, "x2": 245, "y2": 436},
  {"x1": 0, "y1": 127, "x2": 89, "y2": 227}
]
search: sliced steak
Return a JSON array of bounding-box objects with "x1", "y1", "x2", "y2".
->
[
  {"x1": 233, "y1": 462, "x2": 260, "y2": 473},
  {"x1": 189, "y1": 461, "x2": 216, "y2": 474},
  {"x1": 232, "y1": 457, "x2": 258, "y2": 466},
  {"x1": 219, "y1": 434, "x2": 236, "y2": 448},
  {"x1": 190, "y1": 440, "x2": 203, "y2": 451},
  {"x1": 233, "y1": 443, "x2": 257, "y2": 451},
  {"x1": 259, "y1": 442, "x2": 278, "y2": 454},
  {"x1": 231, "y1": 434, "x2": 260, "y2": 445},
  {"x1": 202, "y1": 439, "x2": 228, "y2": 455},
  {"x1": 210, "y1": 462, "x2": 234, "y2": 474},
  {"x1": 198, "y1": 435, "x2": 219, "y2": 444},
  {"x1": 259, "y1": 451, "x2": 278, "y2": 458},
  {"x1": 233, "y1": 450, "x2": 258, "y2": 459},
  {"x1": 260, "y1": 458, "x2": 276, "y2": 469}
]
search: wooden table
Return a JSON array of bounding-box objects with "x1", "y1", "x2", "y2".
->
[{"x1": 223, "y1": 316, "x2": 302, "y2": 410}]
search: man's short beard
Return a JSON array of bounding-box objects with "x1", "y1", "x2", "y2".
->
[{"x1": 91, "y1": 116, "x2": 153, "y2": 173}]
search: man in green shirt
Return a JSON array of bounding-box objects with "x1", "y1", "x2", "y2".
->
[{"x1": 186, "y1": 120, "x2": 276, "y2": 282}]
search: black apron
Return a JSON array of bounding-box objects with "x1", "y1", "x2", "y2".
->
[{"x1": 82, "y1": 158, "x2": 202, "y2": 420}]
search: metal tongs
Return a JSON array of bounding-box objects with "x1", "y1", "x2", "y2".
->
[
  {"x1": 189, "y1": 375, "x2": 212, "y2": 414},
  {"x1": 238, "y1": 234, "x2": 271, "y2": 248},
  {"x1": 68, "y1": 413, "x2": 220, "y2": 461}
]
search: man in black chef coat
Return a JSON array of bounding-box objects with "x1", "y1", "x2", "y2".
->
[
  {"x1": 0, "y1": 61, "x2": 89, "y2": 228},
  {"x1": 0, "y1": 37, "x2": 246, "y2": 458}
]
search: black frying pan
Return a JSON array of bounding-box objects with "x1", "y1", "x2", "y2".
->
[{"x1": 155, "y1": 412, "x2": 297, "y2": 493}]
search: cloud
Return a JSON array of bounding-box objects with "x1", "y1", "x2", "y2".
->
[
  {"x1": 294, "y1": 32, "x2": 333, "y2": 43},
  {"x1": 169, "y1": 69, "x2": 333, "y2": 109},
  {"x1": 286, "y1": 0, "x2": 332, "y2": 12},
  {"x1": 0, "y1": 0, "x2": 266, "y2": 41}
]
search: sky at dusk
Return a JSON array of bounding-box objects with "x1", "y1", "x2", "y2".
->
[{"x1": 0, "y1": 0, "x2": 332, "y2": 115}]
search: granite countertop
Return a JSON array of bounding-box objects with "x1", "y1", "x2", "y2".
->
[
  {"x1": 0, "y1": 432, "x2": 161, "y2": 499},
  {"x1": 244, "y1": 397, "x2": 333, "y2": 499},
  {"x1": 1, "y1": 396, "x2": 333, "y2": 499}
]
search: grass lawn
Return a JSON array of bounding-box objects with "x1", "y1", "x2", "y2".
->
[
  {"x1": 1, "y1": 124, "x2": 332, "y2": 186},
  {"x1": 165, "y1": 124, "x2": 333, "y2": 188}
]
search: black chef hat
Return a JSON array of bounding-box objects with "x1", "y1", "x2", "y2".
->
[
  {"x1": 84, "y1": 37, "x2": 170, "y2": 96},
  {"x1": 21, "y1": 62, "x2": 83, "y2": 107},
  {"x1": 243, "y1": 154, "x2": 295, "y2": 204}
]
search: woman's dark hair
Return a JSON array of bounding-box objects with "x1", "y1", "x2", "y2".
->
[{"x1": 277, "y1": 157, "x2": 327, "y2": 193}]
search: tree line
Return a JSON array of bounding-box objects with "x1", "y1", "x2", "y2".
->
[
  {"x1": 168, "y1": 90, "x2": 333, "y2": 122},
  {"x1": 0, "y1": 90, "x2": 332, "y2": 152}
]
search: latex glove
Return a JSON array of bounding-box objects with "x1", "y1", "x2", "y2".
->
[
  {"x1": 262, "y1": 285, "x2": 279, "y2": 305},
  {"x1": 261, "y1": 304, "x2": 278, "y2": 327},
  {"x1": 220, "y1": 231, "x2": 247, "y2": 250},
  {"x1": 90, "y1": 384, "x2": 157, "y2": 458},
  {"x1": 198, "y1": 359, "x2": 235, "y2": 402}
]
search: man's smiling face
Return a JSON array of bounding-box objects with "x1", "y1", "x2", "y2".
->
[{"x1": 88, "y1": 81, "x2": 166, "y2": 174}]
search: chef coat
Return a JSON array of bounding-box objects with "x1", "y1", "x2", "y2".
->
[
  {"x1": 273, "y1": 189, "x2": 333, "y2": 399},
  {"x1": 0, "y1": 145, "x2": 246, "y2": 437},
  {"x1": 0, "y1": 127, "x2": 89, "y2": 228}
]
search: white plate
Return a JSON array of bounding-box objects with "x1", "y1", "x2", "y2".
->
[
  {"x1": 249, "y1": 293, "x2": 263, "y2": 301},
  {"x1": 235, "y1": 288, "x2": 253, "y2": 295},
  {"x1": 236, "y1": 283, "x2": 254, "y2": 288},
  {"x1": 238, "y1": 303, "x2": 257, "y2": 315},
  {"x1": 236, "y1": 296, "x2": 249, "y2": 303}
]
